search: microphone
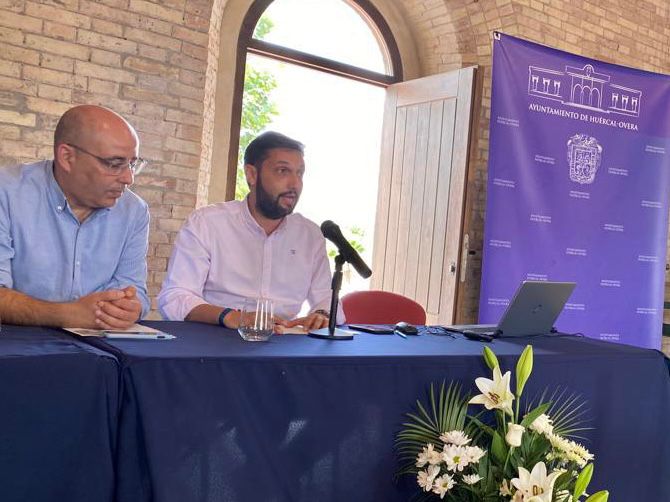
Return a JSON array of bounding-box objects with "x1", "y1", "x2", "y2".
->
[{"x1": 321, "y1": 220, "x2": 372, "y2": 279}]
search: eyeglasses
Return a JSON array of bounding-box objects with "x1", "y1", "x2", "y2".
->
[{"x1": 66, "y1": 143, "x2": 148, "y2": 175}]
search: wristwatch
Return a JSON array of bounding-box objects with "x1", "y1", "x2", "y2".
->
[
  {"x1": 218, "y1": 308, "x2": 236, "y2": 327},
  {"x1": 313, "y1": 309, "x2": 330, "y2": 317}
]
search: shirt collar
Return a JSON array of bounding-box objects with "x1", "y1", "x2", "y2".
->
[
  {"x1": 46, "y1": 160, "x2": 68, "y2": 214},
  {"x1": 46, "y1": 160, "x2": 111, "y2": 218}
]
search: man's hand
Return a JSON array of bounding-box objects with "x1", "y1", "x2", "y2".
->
[
  {"x1": 67, "y1": 290, "x2": 127, "y2": 328},
  {"x1": 94, "y1": 286, "x2": 142, "y2": 329},
  {"x1": 278, "y1": 311, "x2": 329, "y2": 333}
]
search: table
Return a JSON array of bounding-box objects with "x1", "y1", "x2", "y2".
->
[
  {"x1": 89, "y1": 322, "x2": 670, "y2": 502},
  {"x1": 0, "y1": 326, "x2": 120, "y2": 502}
]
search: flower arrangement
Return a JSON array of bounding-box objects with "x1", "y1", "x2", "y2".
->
[{"x1": 395, "y1": 345, "x2": 609, "y2": 501}]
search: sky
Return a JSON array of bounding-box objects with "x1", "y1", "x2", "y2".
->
[{"x1": 246, "y1": 0, "x2": 388, "y2": 292}]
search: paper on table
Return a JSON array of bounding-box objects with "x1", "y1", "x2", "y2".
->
[{"x1": 63, "y1": 323, "x2": 161, "y2": 337}]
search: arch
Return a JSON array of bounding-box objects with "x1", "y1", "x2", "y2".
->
[
  {"x1": 204, "y1": 0, "x2": 419, "y2": 204},
  {"x1": 589, "y1": 86, "x2": 601, "y2": 108}
]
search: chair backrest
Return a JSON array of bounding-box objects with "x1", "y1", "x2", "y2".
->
[{"x1": 341, "y1": 290, "x2": 427, "y2": 325}]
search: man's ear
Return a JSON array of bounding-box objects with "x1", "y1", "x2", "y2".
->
[
  {"x1": 244, "y1": 163, "x2": 257, "y2": 188},
  {"x1": 54, "y1": 143, "x2": 75, "y2": 173}
]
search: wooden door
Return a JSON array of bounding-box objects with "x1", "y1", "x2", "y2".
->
[{"x1": 371, "y1": 67, "x2": 476, "y2": 324}]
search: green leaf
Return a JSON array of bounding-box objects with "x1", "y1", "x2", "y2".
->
[
  {"x1": 515, "y1": 345, "x2": 533, "y2": 397},
  {"x1": 491, "y1": 430, "x2": 507, "y2": 464},
  {"x1": 394, "y1": 381, "x2": 471, "y2": 482},
  {"x1": 520, "y1": 402, "x2": 551, "y2": 428},
  {"x1": 585, "y1": 490, "x2": 609, "y2": 502},
  {"x1": 483, "y1": 346, "x2": 499, "y2": 370},
  {"x1": 573, "y1": 463, "x2": 594, "y2": 500},
  {"x1": 236, "y1": 54, "x2": 279, "y2": 200},
  {"x1": 468, "y1": 415, "x2": 496, "y2": 437}
]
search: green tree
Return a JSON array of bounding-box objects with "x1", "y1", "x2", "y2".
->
[
  {"x1": 327, "y1": 225, "x2": 366, "y2": 259},
  {"x1": 235, "y1": 16, "x2": 279, "y2": 200}
]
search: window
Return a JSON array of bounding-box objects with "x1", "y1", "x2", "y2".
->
[{"x1": 231, "y1": 0, "x2": 402, "y2": 293}]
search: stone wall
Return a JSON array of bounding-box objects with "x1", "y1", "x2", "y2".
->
[
  {"x1": 0, "y1": 0, "x2": 216, "y2": 315},
  {"x1": 1, "y1": 0, "x2": 670, "y2": 325}
]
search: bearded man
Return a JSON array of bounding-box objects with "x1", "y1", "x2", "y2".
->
[{"x1": 158, "y1": 132, "x2": 341, "y2": 331}]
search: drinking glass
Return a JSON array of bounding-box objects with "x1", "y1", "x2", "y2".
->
[{"x1": 237, "y1": 298, "x2": 274, "y2": 342}]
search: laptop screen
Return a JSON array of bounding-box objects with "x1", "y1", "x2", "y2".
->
[{"x1": 496, "y1": 281, "x2": 576, "y2": 336}]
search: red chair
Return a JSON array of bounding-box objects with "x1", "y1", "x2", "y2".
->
[{"x1": 341, "y1": 290, "x2": 427, "y2": 325}]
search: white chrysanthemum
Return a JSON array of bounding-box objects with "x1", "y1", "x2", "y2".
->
[
  {"x1": 469, "y1": 366, "x2": 515, "y2": 415},
  {"x1": 464, "y1": 445, "x2": 486, "y2": 464},
  {"x1": 417, "y1": 465, "x2": 440, "y2": 492},
  {"x1": 439, "y1": 430, "x2": 471, "y2": 446},
  {"x1": 416, "y1": 443, "x2": 440, "y2": 467},
  {"x1": 546, "y1": 433, "x2": 593, "y2": 467},
  {"x1": 462, "y1": 473, "x2": 482, "y2": 485},
  {"x1": 570, "y1": 441, "x2": 594, "y2": 463},
  {"x1": 442, "y1": 445, "x2": 470, "y2": 472},
  {"x1": 432, "y1": 473, "x2": 455, "y2": 499},
  {"x1": 529, "y1": 413, "x2": 554, "y2": 435}
]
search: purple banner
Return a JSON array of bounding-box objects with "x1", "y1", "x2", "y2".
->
[{"x1": 480, "y1": 33, "x2": 670, "y2": 349}]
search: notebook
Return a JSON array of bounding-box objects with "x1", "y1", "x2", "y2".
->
[{"x1": 447, "y1": 281, "x2": 576, "y2": 337}]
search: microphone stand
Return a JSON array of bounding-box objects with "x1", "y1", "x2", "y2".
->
[{"x1": 308, "y1": 254, "x2": 353, "y2": 340}]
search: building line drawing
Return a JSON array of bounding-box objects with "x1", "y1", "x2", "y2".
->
[{"x1": 528, "y1": 63, "x2": 642, "y2": 117}]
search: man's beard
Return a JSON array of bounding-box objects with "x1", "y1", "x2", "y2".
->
[{"x1": 256, "y1": 175, "x2": 298, "y2": 220}]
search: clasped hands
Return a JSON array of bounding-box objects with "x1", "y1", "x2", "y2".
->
[{"x1": 74, "y1": 285, "x2": 142, "y2": 329}]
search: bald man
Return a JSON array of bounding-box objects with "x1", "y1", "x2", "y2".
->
[{"x1": 0, "y1": 105, "x2": 150, "y2": 329}]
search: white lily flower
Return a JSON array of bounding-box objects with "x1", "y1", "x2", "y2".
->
[
  {"x1": 417, "y1": 464, "x2": 440, "y2": 492},
  {"x1": 432, "y1": 473, "x2": 455, "y2": 499},
  {"x1": 529, "y1": 413, "x2": 554, "y2": 435},
  {"x1": 462, "y1": 473, "x2": 482, "y2": 485},
  {"x1": 439, "y1": 430, "x2": 471, "y2": 446},
  {"x1": 511, "y1": 461, "x2": 563, "y2": 502},
  {"x1": 506, "y1": 423, "x2": 525, "y2": 447},
  {"x1": 469, "y1": 366, "x2": 515, "y2": 415}
]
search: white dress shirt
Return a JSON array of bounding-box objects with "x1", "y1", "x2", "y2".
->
[{"x1": 158, "y1": 199, "x2": 341, "y2": 322}]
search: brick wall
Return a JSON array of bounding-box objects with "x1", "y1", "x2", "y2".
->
[
  {"x1": 0, "y1": 0, "x2": 215, "y2": 317},
  {"x1": 2, "y1": 0, "x2": 670, "y2": 325},
  {"x1": 397, "y1": 0, "x2": 670, "y2": 323}
]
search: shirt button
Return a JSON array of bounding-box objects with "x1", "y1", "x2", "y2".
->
[
  {"x1": 76, "y1": 261, "x2": 80, "y2": 266},
  {"x1": 57, "y1": 206, "x2": 63, "y2": 211}
]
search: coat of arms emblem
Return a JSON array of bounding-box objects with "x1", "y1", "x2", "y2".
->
[{"x1": 567, "y1": 133, "x2": 602, "y2": 184}]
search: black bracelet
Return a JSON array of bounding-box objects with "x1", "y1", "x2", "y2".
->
[
  {"x1": 218, "y1": 308, "x2": 235, "y2": 327},
  {"x1": 313, "y1": 309, "x2": 330, "y2": 317}
]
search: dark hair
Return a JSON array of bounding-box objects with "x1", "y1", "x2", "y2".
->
[{"x1": 244, "y1": 131, "x2": 304, "y2": 167}]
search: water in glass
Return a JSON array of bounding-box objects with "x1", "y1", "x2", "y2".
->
[{"x1": 238, "y1": 298, "x2": 274, "y2": 341}]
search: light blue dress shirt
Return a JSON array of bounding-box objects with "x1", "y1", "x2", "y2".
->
[{"x1": 0, "y1": 160, "x2": 150, "y2": 316}]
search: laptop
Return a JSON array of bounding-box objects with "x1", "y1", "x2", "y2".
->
[{"x1": 447, "y1": 281, "x2": 576, "y2": 337}]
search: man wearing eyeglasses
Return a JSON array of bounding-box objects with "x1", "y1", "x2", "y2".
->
[{"x1": 0, "y1": 104, "x2": 150, "y2": 329}]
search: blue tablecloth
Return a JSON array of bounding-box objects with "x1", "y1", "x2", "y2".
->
[
  {"x1": 0, "y1": 326, "x2": 120, "y2": 502},
  {"x1": 89, "y1": 322, "x2": 670, "y2": 502}
]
